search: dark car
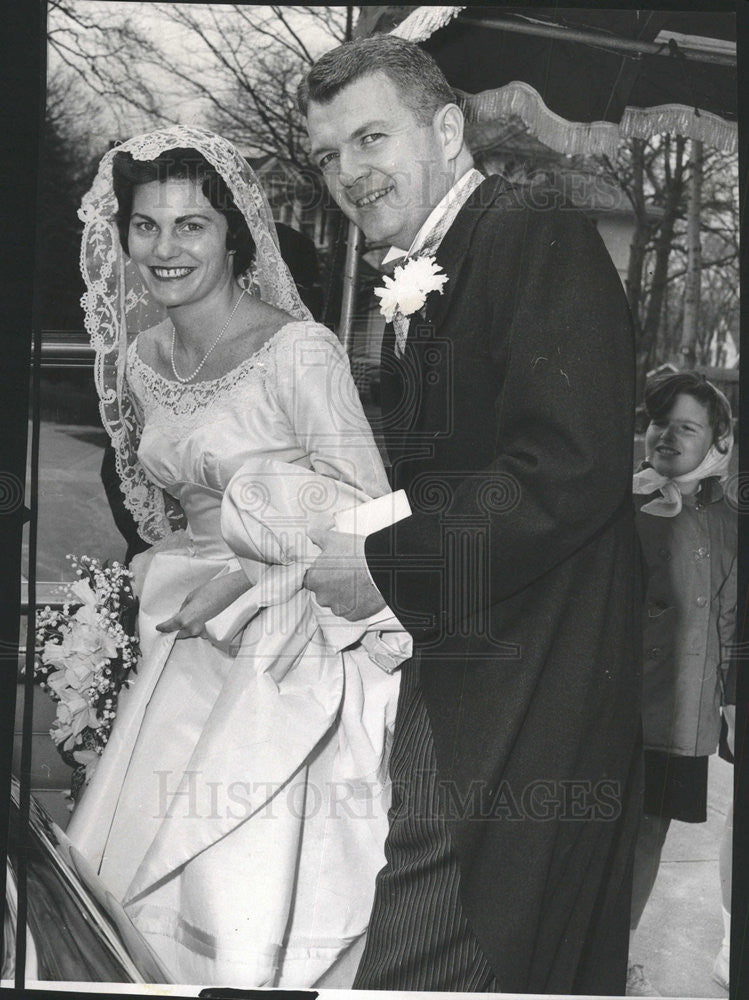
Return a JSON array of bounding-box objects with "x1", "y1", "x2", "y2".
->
[{"x1": 4, "y1": 776, "x2": 173, "y2": 984}]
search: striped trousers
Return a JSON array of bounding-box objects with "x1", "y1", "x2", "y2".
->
[{"x1": 353, "y1": 656, "x2": 499, "y2": 991}]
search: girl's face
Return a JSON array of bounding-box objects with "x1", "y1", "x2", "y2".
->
[
  {"x1": 645, "y1": 392, "x2": 714, "y2": 478},
  {"x1": 127, "y1": 177, "x2": 233, "y2": 309}
]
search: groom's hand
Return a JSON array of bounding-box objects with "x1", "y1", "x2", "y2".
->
[{"x1": 306, "y1": 528, "x2": 386, "y2": 621}]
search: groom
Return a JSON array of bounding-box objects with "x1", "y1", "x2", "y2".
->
[{"x1": 301, "y1": 35, "x2": 642, "y2": 995}]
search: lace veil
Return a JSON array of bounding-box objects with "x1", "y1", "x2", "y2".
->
[{"x1": 79, "y1": 126, "x2": 312, "y2": 543}]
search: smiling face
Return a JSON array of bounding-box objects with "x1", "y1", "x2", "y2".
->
[
  {"x1": 645, "y1": 392, "x2": 714, "y2": 479},
  {"x1": 306, "y1": 71, "x2": 461, "y2": 250},
  {"x1": 127, "y1": 177, "x2": 234, "y2": 309}
]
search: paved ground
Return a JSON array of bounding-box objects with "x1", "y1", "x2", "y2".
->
[
  {"x1": 23, "y1": 421, "x2": 128, "y2": 583},
  {"x1": 629, "y1": 754, "x2": 733, "y2": 998}
]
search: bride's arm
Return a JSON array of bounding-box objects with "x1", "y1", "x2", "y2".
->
[
  {"x1": 160, "y1": 325, "x2": 401, "y2": 637},
  {"x1": 274, "y1": 323, "x2": 391, "y2": 498},
  {"x1": 275, "y1": 324, "x2": 408, "y2": 621},
  {"x1": 155, "y1": 569, "x2": 250, "y2": 638},
  {"x1": 157, "y1": 325, "x2": 388, "y2": 636}
]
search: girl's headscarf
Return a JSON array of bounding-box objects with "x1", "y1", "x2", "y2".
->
[{"x1": 633, "y1": 384, "x2": 734, "y2": 517}]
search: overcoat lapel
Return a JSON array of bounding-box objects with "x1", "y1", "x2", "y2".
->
[
  {"x1": 387, "y1": 175, "x2": 512, "y2": 352},
  {"x1": 424, "y1": 175, "x2": 510, "y2": 333},
  {"x1": 379, "y1": 176, "x2": 512, "y2": 476}
]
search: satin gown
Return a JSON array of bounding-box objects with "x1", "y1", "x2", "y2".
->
[{"x1": 66, "y1": 321, "x2": 408, "y2": 989}]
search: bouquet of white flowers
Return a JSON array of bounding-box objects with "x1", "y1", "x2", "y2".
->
[{"x1": 34, "y1": 554, "x2": 140, "y2": 801}]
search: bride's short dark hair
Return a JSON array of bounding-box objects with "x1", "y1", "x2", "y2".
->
[{"x1": 112, "y1": 147, "x2": 256, "y2": 277}]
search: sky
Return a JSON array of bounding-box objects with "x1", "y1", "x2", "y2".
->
[{"x1": 47, "y1": 2, "x2": 346, "y2": 142}]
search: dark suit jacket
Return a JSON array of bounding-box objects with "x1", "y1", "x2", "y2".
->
[{"x1": 365, "y1": 176, "x2": 642, "y2": 994}]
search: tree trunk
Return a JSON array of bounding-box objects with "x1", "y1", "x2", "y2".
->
[
  {"x1": 679, "y1": 139, "x2": 704, "y2": 368},
  {"x1": 635, "y1": 136, "x2": 686, "y2": 399},
  {"x1": 625, "y1": 139, "x2": 648, "y2": 333}
]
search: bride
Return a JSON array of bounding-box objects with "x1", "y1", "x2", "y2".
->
[{"x1": 66, "y1": 126, "x2": 410, "y2": 989}]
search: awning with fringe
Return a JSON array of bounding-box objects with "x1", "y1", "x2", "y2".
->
[
  {"x1": 390, "y1": 5, "x2": 467, "y2": 43},
  {"x1": 459, "y1": 82, "x2": 738, "y2": 158},
  {"x1": 358, "y1": 6, "x2": 737, "y2": 154}
]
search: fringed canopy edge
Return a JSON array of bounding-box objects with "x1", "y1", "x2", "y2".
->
[
  {"x1": 460, "y1": 81, "x2": 737, "y2": 156},
  {"x1": 391, "y1": 5, "x2": 467, "y2": 43}
]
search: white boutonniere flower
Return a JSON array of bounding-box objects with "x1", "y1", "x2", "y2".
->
[{"x1": 374, "y1": 256, "x2": 448, "y2": 324}]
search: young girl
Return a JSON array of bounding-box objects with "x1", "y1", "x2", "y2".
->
[{"x1": 627, "y1": 371, "x2": 736, "y2": 996}]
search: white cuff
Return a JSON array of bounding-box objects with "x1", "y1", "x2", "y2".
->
[
  {"x1": 336, "y1": 490, "x2": 413, "y2": 664},
  {"x1": 333, "y1": 489, "x2": 411, "y2": 535}
]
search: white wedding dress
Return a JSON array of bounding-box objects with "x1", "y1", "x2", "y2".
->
[{"x1": 67, "y1": 320, "x2": 408, "y2": 989}]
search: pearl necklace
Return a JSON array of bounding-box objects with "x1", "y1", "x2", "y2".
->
[{"x1": 170, "y1": 288, "x2": 247, "y2": 384}]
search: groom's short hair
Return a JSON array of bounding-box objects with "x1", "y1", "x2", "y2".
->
[{"x1": 298, "y1": 35, "x2": 455, "y2": 125}]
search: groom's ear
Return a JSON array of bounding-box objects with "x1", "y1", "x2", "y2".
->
[{"x1": 434, "y1": 103, "x2": 466, "y2": 162}]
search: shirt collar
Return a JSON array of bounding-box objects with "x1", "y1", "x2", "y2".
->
[{"x1": 381, "y1": 167, "x2": 484, "y2": 265}]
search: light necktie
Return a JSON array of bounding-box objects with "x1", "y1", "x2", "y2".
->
[
  {"x1": 389, "y1": 169, "x2": 484, "y2": 357},
  {"x1": 391, "y1": 233, "x2": 448, "y2": 357}
]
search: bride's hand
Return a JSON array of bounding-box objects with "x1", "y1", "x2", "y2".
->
[{"x1": 155, "y1": 570, "x2": 249, "y2": 638}]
